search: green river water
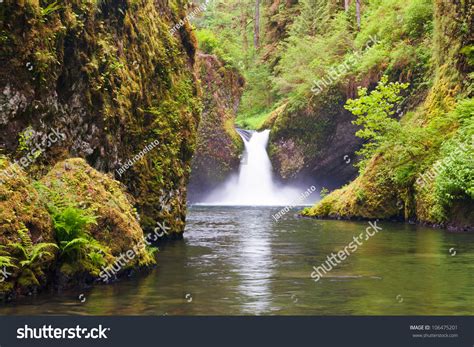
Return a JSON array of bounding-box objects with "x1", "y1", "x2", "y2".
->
[{"x1": 1, "y1": 206, "x2": 473, "y2": 315}]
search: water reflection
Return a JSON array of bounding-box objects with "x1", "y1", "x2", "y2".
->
[
  {"x1": 0, "y1": 206, "x2": 473, "y2": 315},
  {"x1": 234, "y1": 210, "x2": 273, "y2": 314}
]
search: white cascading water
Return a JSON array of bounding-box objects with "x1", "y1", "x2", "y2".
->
[{"x1": 202, "y1": 129, "x2": 305, "y2": 206}]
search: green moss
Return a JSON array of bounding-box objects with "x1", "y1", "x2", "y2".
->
[
  {"x1": 305, "y1": 154, "x2": 400, "y2": 220},
  {"x1": 0, "y1": 156, "x2": 54, "y2": 297},
  {"x1": 303, "y1": 1, "x2": 473, "y2": 229},
  {"x1": 39, "y1": 158, "x2": 155, "y2": 267},
  {"x1": 267, "y1": 86, "x2": 345, "y2": 179},
  {"x1": 0, "y1": 156, "x2": 54, "y2": 249},
  {"x1": 189, "y1": 53, "x2": 244, "y2": 193},
  {"x1": 1, "y1": 0, "x2": 201, "y2": 237},
  {"x1": 0, "y1": 156, "x2": 157, "y2": 298}
]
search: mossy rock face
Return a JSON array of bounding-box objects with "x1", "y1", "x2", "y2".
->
[
  {"x1": 302, "y1": 154, "x2": 401, "y2": 220},
  {"x1": 0, "y1": 156, "x2": 54, "y2": 298},
  {"x1": 0, "y1": 157, "x2": 155, "y2": 299},
  {"x1": 267, "y1": 86, "x2": 362, "y2": 185},
  {"x1": 303, "y1": 1, "x2": 473, "y2": 231},
  {"x1": 304, "y1": 97, "x2": 473, "y2": 230},
  {"x1": 0, "y1": 0, "x2": 201, "y2": 235},
  {"x1": 188, "y1": 53, "x2": 245, "y2": 201},
  {"x1": 39, "y1": 158, "x2": 154, "y2": 266},
  {"x1": 0, "y1": 156, "x2": 53, "y2": 243}
]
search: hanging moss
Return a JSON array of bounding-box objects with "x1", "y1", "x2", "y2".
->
[{"x1": 0, "y1": 0, "x2": 202, "y2": 236}]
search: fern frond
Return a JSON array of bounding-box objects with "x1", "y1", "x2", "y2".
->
[{"x1": 0, "y1": 255, "x2": 17, "y2": 269}]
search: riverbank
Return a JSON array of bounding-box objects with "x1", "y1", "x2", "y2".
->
[{"x1": 299, "y1": 212, "x2": 474, "y2": 233}]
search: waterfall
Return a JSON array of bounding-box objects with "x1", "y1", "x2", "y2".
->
[{"x1": 202, "y1": 129, "x2": 306, "y2": 206}]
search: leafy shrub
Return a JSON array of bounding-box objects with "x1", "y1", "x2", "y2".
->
[
  {"x1": 196, "y1": 29, "x2": 220, "y2": 55},
  {"x1": 196, "y1": 29, "x2": 233, "y2": 65},
  {"x1": 403, "y1": 0, "x2": 433, "y2": 39},
  {"x1": 433, "y1": 99, "x2": 474, "y2": 217},
  {"x1": 345, "y1": 76, "x2": 409, "y2": 171}
]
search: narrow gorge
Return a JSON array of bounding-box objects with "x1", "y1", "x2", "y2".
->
[{"x1": 0, "y1": 0, "x2": 472, "y2": 317}]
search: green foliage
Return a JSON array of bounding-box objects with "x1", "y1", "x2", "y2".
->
[
  {"x1": 403, "y1": 0, "x2": 433, "y2": 39},
  {"x1": 195, "y1": 29, "x2": 237, "y2": 68},
  {"x1": 386, "y1": 124, "x2": 433, "y2": 187},
  {"x1": 195, "y1": 0, "x2": 276, "y2": 127},
  {"x1": 320, "y1": 187, "x2": 329, "y2": 198},
  {"x1": 18, "y1": 127, "x2": 41, "y2": 159},
  {"x1": 209, "y1": 0, "x2": 434, "y2": 129},
  {"x1": 52, "y1": 206, "x2": 97, "y2": 245},
  {"x1": 18, "y1": 128, "x2": 33, "y2": 152},
  {"x1": 9, "y1": 224, "x2": 57, "y2": 268},
  {"x1": 5, "y1": 224, "x2": 57, "y2": 285},
  {"x1": 432, "y1": 99, "x2": 474, "y2": 218},
  {"x1": 0, "y1": 246, "x2": 16, "y2": 270},
  {"x1": 52, "y1": 206, "x2": 110, "y2": 267},
  {"x1": 345, "y1": 76, "x2": 409, "y2": 170},
  {"x1": 273, "y1": 9, "x2": 351, "y2": 100},
  {"x1": 40, "y1": 1, "x2": 62, "y2": 20},
  {"x1": 237, "y1": 64, "x2": 274, "y2": 124},
  {"x1": 88, "y1": 250, "x2": 107, "y2": 268},
  {"x1": 17, "y1": 243, "x2": 57, "y2": 268},
  {"x1": 196, "y1": 29, "x2": 220, "y2": 55},
  {"x1": 235, "y1": 110, "x2": 271, "y2": 129}
]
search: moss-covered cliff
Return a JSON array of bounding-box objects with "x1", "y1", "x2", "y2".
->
[
  {"x1": 303, "y1": 1, "x2": 473, "y2": 231},
  {"x1": 0, "y1": 0, "x2": 201, "y2": 235},
  {"x1": 0, "y1": 0, "x2": 202, "y2": 299},
  {"x1": 264, "y1": 88, "x2": 362, "y2": 185},
  {"x1": 188, "y1": 53, "x2": 245, "y2": 201}
]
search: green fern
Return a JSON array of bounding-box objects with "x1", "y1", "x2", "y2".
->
[
  {"x1": 0, "y1": 246, "x2": 17, "y2": 270},
  {"x1": 7, "y1": 225, "x2": 58, "y2": 269},
  {"x1": 88, "y1": 250, "x2": 107, "y2": 268},
  {"x1": 17, "y1": 224, "x2": 33, "y2": 253},
  {"x1": 59, "y1": 237, "x2": 90, "y2": 260},
  {"x1": 53, "y1": 207, "x2": 97, "y2": 243},
  {"x1": 3, "y1": 225, "x2": 57, "y2": 285},
  {"x1": 33, "y1": 181, "x2": 69, "y2": 214},
  {"x1": 18, "y1": 243, "x2": 58, "y2": 268},
  {"x1": 51, "y1": 206, "x2": 111, "y2": 269},
  {"x1": 40, "y1": 1, "x2": 62, "y2": 19}
]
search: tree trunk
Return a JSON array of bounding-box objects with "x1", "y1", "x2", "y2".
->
[
  {"x1": 254, "y1": 0, "x2": 260, "y2": 49},
  {"x1": 355, "y1": 0, "x2": 361, "y2": 29},
  {"x1": 241, "y1": 0, "x2": 248, "y2": 55},
  {"x1": 344, "y1": 0, "x2": 350, "y2": 12}
]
